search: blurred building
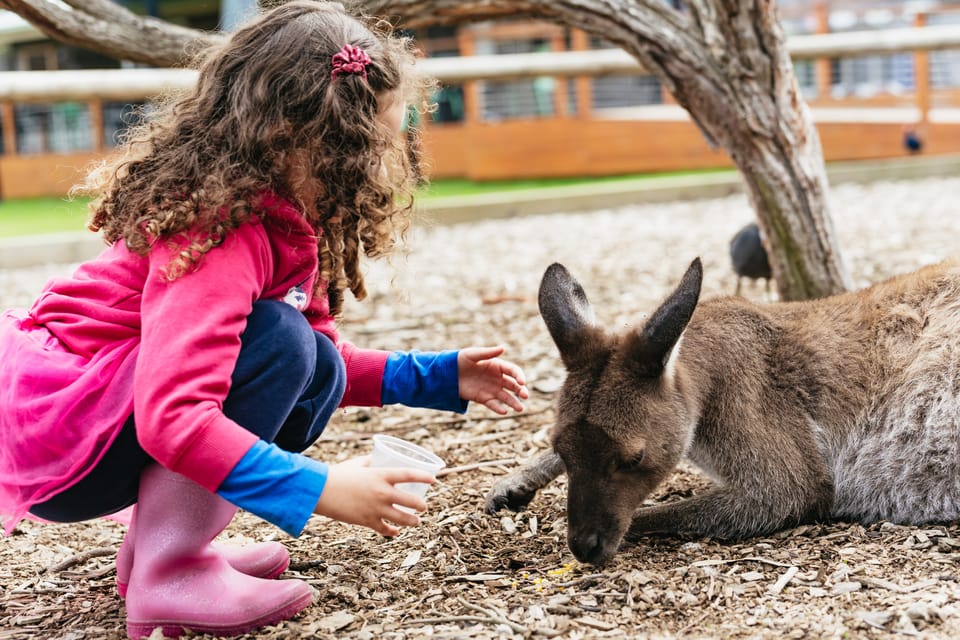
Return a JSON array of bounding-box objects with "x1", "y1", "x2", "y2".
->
[{"x1": 2, "y1": 1, "x2": 960, "y2": 198}]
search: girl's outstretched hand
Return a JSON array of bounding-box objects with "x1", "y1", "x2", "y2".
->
[
  {"x1": 458, "y1": 346, "x2": 529, "y2": 414},
  {"x1": 314, "y1": 455, "x2": 435, "y2": 537}
]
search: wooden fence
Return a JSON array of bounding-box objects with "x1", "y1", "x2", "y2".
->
[{"x1": 2, "y1": 22, "x2": 960, "y2": 198}]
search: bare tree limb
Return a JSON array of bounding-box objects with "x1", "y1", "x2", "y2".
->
[
  {"x1": 63, "y1": 0, "x2": 132, "y2": 22},
  {"x1": 0, "y1": 0, "x2": 220, "y2": 66}
]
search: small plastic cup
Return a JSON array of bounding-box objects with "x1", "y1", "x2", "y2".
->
[{"x1": 370, "y1": 434, "x2": 446, "y2": 508}]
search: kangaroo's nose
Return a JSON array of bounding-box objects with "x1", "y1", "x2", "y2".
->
[{"x1": 570, "y1": 531, "x2": 611, "y2": 566}]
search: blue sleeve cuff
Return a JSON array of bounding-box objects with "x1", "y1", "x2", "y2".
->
[
  {"x1": 217, "y1": 440, "x2": 327, "y2": 537},
  {"x1": 381, "y1": 350, "x2": 468, "y2": 413}
]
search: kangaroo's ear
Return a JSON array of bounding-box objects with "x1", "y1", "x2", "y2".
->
[
  {"x1": 539, "y1": 263, "x2": 596, "y2": 363},
  {"x1": 626, "y1": 258, "x2": 703, "y2": 378}
]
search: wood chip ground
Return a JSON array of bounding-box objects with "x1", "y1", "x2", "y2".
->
[{"x1": 2, "y1": 177, "x2": 959, "y2": 639}]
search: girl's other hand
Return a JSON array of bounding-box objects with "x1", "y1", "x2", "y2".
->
[
  {"x1": 458, "y1": 346, "x2": 529, "y2": 415},
  {"x1": 313, "y1": 455, "x2": 435, "y2": 537}
]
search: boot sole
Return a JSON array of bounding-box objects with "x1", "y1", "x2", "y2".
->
[
  {"x1": 116, "y1": 554, "x2": 290, "y2": 599},
  {"x1": 125, "y1": 587, "x2": 312, "y2": 639}
]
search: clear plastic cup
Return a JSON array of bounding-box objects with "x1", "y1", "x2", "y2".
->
[{"x1": 370, "y1": 434, "x2": 446, "y2": 507}]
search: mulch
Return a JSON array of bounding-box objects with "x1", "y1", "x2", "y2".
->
[{"x1": 2, "y1": 176, "x2": 959, "y2": 639}]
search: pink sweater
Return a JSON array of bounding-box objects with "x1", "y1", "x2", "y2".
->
[{"x1": 5, "y1": 192, "x2": 387, "y2": 510}]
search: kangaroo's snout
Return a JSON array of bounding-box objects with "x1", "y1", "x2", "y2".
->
[{"x1": 568, "y1": 526, "x2": 619, "y2": 566}]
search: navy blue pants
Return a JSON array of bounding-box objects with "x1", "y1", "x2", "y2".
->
[{"x1": 30, "y1": 301, "x2": 346, "y2": 522}]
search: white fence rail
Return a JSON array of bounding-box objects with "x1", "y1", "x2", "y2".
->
[{"x1": 1, "y1": 24, "x2": 960, "y2": 103}]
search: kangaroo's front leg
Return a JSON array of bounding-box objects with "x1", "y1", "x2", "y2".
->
[
  {"x1": 624, "y1": 486, "x2": 830, "y2": 542},
  {"x1": 485, "y1": 449, "x2": 564, "y2": 514}
]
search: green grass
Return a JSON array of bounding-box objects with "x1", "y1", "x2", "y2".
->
[
  {"x1": 418, "y1": 168, "x2": 731, "y2": 199},
  {"x1": 0, "y1": 197, "x2": 90, "y2": 238},
  {"x1": 0, "y1": 169, "x2": 730, "y2": 238}
]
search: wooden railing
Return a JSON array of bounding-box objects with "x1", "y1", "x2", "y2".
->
[
  {"x1": 2, "y1": 21, "x2": 960, "y2": 198},
  {"x1": 2, "y1": 24, "x2": 960, "y2": 102}
]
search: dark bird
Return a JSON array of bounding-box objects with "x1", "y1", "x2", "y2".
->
[
  {"x1": 903, "y1": 127, "x2": 923, "y2": 154},
  {"x1": 729, "y1": 222, "x2": 772, "y2": 296}
]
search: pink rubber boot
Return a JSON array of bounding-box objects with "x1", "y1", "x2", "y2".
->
[
  {"x1": 115, "y1": 505, "x2": 290, "y2": 598},
  {"x1": 124, "y1": 465, "x2": 312, "y2": 639}
]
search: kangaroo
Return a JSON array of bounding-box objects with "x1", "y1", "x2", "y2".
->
[{"x1": 485, "y1": 257, "x2": 960, "y2": 566}]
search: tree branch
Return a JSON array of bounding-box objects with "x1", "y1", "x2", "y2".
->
[
  {"x1": 0, "y1": 0, "x2": 220, "y2": 66},
  {"x1": 63, "y1": 0, "x2": 133, "y2": 22}
]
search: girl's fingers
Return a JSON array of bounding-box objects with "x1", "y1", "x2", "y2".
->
[
  {"x1": 484, "y1": 398, "x2": 509, "y2": 415},
  {"x1": 500, "y1": 372, "x2": 522, "y2": 392},
  {"x1": 381, "y1": 468, "x2": 436, "y2": 486},
  {"x1": 384, "y1": 505, "x2": 422, "y2": 527},
  {"x1": 375, "y1": 520, "x2": 401, "y2": 537},
  {"x1": 388, "y1": 488, "x2": 429, "y2": 514},
  {"x1": 486, "y1": 381, "x2": 525, "y2": 412},
  {"x1": 502, "y1": 392, "x2": 525, "y2": 412},
  {"x1": 502, "y1": 362, "x2": 527, "y2": 386},
  {"x1": 374, "y1": 491, "x2": 425, "y2": 536},
  {"x1": 501, "y1": 372, "x2": 530, "y2": 398},
  {"x1": 470, "y1": 345, "x2": 505, "y2": 361}
]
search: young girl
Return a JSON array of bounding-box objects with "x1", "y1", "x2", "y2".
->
[{"x1": 0, "y1": 3, "x2": 528, "y2": 638}]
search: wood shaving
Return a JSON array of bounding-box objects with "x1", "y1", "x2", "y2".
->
[{"x1": 2, "y1": 177, "x2": 960, "y2": 638}]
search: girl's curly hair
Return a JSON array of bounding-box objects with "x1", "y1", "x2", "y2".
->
[{"x1": 75, "y1": 1, "x2": 434, "y2": 316}]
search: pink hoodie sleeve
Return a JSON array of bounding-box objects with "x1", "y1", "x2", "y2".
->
[
  {"x1": 134, "y1": 225, "x2": 270, "y2": 492},
  {"x1": 336, "y1": 341, "x2": 389, "y2": 407}
]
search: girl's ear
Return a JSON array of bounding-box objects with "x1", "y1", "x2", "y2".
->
[
  {"x1": 625, "y1": 258, "x2": 702, "y2": 378},
  {"x1": 376, "y1": 90, "x2": 407, "y2": 138}
]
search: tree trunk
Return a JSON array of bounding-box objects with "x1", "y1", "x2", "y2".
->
[{"x1": 1, "y1": 0, "x2": 852, "y2": 299}]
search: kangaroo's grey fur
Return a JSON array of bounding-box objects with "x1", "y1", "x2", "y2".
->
[{"x1": 485, "y1": 257, "x2": 960, "y2": 565}]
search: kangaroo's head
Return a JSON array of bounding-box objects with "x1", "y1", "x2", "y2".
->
[{"x1": 539, "y1": 259, "x2": 703, "y2": 565}]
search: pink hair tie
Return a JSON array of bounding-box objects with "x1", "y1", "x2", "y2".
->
[{"x1": 331, "y1": 44, "x2": 372, "y2": 80}]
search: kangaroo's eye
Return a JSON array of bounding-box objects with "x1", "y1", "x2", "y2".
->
[{"x1": 617, "y1": 451, "x2": 646, "y2": 471}]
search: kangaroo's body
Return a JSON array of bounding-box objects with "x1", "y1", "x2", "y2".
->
[{"x1": 486, "y1": 258, "x2": 960, "y2": 565}]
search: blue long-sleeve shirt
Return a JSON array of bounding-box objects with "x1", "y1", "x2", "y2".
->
[{"x1": 217, "y1": 350, "x2": 463, "y2": 535}]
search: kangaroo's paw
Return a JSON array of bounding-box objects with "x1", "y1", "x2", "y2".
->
[{"x1": 484, "y1": 476, "x2": 539, "y2": 514}]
